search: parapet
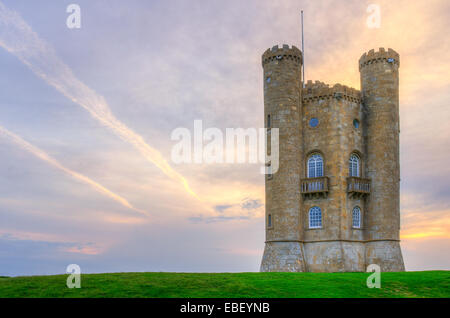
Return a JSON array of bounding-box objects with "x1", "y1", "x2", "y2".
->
[
  {"x1": 302, "y1": 80, "x2": 361, "y2": 103},
  {"x1": 359, "y1": 48, "x2": 400, "y2": 70},
  {"x1": 262, "y1": 44, "x2": 302, "y2": 67}
]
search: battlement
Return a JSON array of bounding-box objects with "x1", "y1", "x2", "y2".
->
[
  {"x1": 262, "y1": 44, "x2": 302, "y2": 66},
  {"x1": 302, "y1": 80, "x2": 361, "y2": 103},
  {"x1": 359, "y1": 48, "x2": 400, "y2": 70}
]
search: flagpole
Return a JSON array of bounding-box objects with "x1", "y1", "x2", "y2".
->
[{"x1": 301, "y1": 10, "x2": 305, "y2": 88}]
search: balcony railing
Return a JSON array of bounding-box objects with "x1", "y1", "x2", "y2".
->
[
  {"x1": 347, "y1": 177, "x2": 371, "y2": 197},
  {"x1": 301, "y1": 177, "x2": 329, "y2": 198}
]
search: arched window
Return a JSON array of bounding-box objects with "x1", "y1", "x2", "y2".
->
[
  {"x1": 352, "y1": 206, "x2": 361, "y2": 228},
  {"x1": 309, "y1": 206, "x2": 322, "y2": 229},
  {"x1": 307, "y1": 154, "x2": 324, "y2": 178},
  {"x1": 268, "y1": 214, "x2": 272, "y2": 228},
  {"x1": 349, "y1": 154, "x2": 360, "y2": 177}
]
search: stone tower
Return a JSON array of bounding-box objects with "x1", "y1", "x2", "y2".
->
[
  {"x1": 359, "y1": 49, "x2": 405, "y2": 271},
  {"x1": 260, "y1": 46, "x2": 405, "y2": 272},
  {"x1": 260, "y1": 45, "x2": 306, "y2": 272}
]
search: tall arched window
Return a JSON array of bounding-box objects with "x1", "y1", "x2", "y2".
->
[
  {"x1": 352, "y1": 206, "x2": 361, "y2": 228},
  {"x1": 309, "y1": 206, "x2": 322, "y2": 229},
  {"x1": 349, "y1": 154, "x2": 360, "y2": 177},
  {"x1": 268, "y1": 214, "x2": 272, "y2": 228},
  {"x1": 307, "y1": 154, "x2": 324, "y2": 178}
]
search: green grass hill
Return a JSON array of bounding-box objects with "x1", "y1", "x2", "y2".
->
[{"x1": 0, "y1": 271, "x2": 448, "y2": 298}]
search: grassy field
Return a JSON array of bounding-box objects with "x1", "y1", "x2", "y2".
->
[{"x1": 0, "y1": 271, "x2": 448, "y2": 298}]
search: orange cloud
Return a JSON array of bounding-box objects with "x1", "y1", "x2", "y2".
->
[{"x1": 401, "y1": 209, "x2": 450, "y2": 240}]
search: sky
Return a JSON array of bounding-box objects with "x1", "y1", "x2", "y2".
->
[{"x1": 0, "y1": 0, "x2": 449, "y2": 276}]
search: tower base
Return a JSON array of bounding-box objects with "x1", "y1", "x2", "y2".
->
[
  {"x1": 304, "y1": 241, "x2": 366, "y2": 272},
  {"x1": 260, "y1": 240, "x2": 405, "y2": 272},
  {"x1": 260, "y1": 241, "x2": 306, "y2": 272},
  {"x1": 365, "y1": 240, "x2": 405, "y2": 272}
]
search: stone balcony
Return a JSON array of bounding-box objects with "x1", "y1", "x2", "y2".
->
[
  {"x1": 301, "y1": 177, "x2": 329, "y2": 198},
  {"x1": 347, "y1": 177, "x2": 371, "y2": 197}
]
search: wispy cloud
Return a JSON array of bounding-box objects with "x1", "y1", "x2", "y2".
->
[
  {"x1": 192, "y1": 197, "x2": 264, "y2": 223},
  {"x1": 0, "y1": 125, "x2": 146, "y2": 215},
  {"x1": 64, "y1": 244, "x2": 102, "y2": 255},
  {"x1": 0, "y1": 1, "x2": 196, "y2": 199},
  {"x1": 0, "y1": 229, "x2": 104, "y2": 256}
]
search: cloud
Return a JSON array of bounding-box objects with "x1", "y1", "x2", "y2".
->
[
  {"x1": 101, "y1": 213, "x2": 148, "y2": 225},
  {"x1": 64, "y1": 244, "x2": 102, "y2": 255},
  {"x1": 0, "y1": 1, "x2": 197, "y2": 199},
  {"x1": 241, "y1": 198, "x2": 263, "y2": 210},
  {"x1": 214, "y1": 204, "x2": 233, "y2": 213},
  {"x1": 0, "y1": 125, "x2": 147, "y2": 215},
  {"x1": 401, "y1": 209, "x2": 450, "y2": 240},
  {"x1": 188, "y1": 215, "x2": 250, "y2": 224},
  {"x1": 194, "y1": 197, "x2": 264, "y2": 223},
  {"x1": 0, "y1": 228, "x2": 103, "y2": 255}
]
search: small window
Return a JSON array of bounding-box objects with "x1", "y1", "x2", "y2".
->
[
  {"x1": 309, "y1": 206, "x2": 322, "y2": 229},
  {"x1": 267, "y1": 164, "x2": 273, "y2": 179},
  {"x1": 352, "y1": 206, "x2": 361, "y2": 228},
  {"x1": 353, "y1": 119, "x2": 360, "y2": 128},
  {"x1": 309, "y1": 117, "x2": 319, "y2": 128},
  {"x1": 307, "y1": 154, "x2": 324, "y2": 178},
  {"x1": 267, "y1": 114, "x2": 271, "y2": 128},
  {"x1": 268, "y1": 214, "x2": 272, "y2": 228},
  {"x1": 349, "y1": 154, "x2": 360, "y2": 177}
]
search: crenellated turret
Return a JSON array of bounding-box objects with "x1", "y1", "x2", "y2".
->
[
  {"x1": 359, "y1": 48, "x2": 405, "y2": 271},
  {"x1": 260, "y1": 44, "x2": 306, "y2": 272}
]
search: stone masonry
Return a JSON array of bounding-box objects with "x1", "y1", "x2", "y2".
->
[{"x1": 260, "y1": 45, "x2": 405, "y2": 272}]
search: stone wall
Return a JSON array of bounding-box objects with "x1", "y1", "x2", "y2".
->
[{"x1": 301, "y1": 82, "x2": 366, "y2": 272}]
